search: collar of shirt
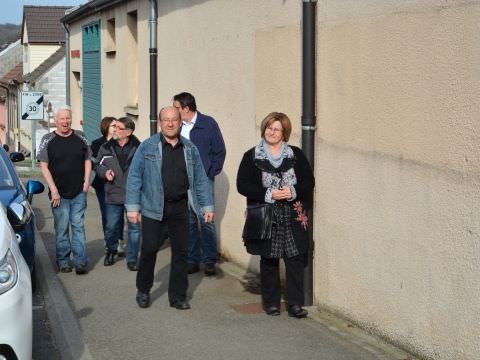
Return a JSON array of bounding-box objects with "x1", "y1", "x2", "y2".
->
[
  {"x1": 184, "y1": 112, "x2": 197, "y2": 127},
  {"x1": 114, "y1": 138, "x2": 131, "y2": 151},
  {"x1": 180, "y1": 112, "x2": 197, "y2": 140},
  {"x1": 160, "y1": 133, "x2": 183, "y2": 148}
]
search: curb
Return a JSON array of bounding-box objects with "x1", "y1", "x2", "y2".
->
[{"x1": 35, "y1": 229, "x2": 93, "y2": 360}]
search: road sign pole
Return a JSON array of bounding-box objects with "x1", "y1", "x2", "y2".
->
[{"x1": 31, "y1": 120, "x2": 36, "y2": 169}]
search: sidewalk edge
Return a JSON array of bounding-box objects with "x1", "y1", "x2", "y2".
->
[{"x1": 36, "y1": 229, "x2": 93, "y2": 360}]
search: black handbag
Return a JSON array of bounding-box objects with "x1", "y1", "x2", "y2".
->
[{"x1": 242, "y1": 203, "x2": 273, "y2": 241}]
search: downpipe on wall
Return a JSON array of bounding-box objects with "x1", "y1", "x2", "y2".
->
[
  {"x1": 302, "y1": 0, "x2": 317, "y2": 306},
  {"x1": 149, "y1": 0, "x2": 158, "y2": 136}
]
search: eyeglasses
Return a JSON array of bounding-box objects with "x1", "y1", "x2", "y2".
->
[{"x1": 266, "y1": 126, "x2": 283, "y2": 133}]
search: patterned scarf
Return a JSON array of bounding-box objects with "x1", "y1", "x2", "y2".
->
[{"x1": 254, "y1": 141, "x2": 299, "y2": 258}]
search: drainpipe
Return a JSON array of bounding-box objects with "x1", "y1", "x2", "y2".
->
[
  {"x1": 149, "y1": 0, "x2": 158, "y2": 136},
  {"x1": 302, "y1": 0, "x2": 317, "y2": 306},
  {"x1": 62, "y1": 22, "x2": 71, "y2": 106}
]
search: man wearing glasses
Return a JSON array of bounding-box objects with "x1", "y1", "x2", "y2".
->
[
  {"x1": 95, "y1": 116, "x2": 141, "y2": 270},
  {"x1": 126, "y1": 106, "x2": 214, "y2": 310}
]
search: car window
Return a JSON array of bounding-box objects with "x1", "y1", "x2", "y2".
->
[{"x1": 0, "y1": 155, "x2": 14, "y2": 188}]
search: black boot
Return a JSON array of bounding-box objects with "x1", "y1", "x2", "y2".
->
[{"x1": 103, "y1": 251, "x2": 115, "y2": 266}]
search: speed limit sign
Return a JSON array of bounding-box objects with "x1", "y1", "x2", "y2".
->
[{"x1": 21, "y1": 92, "x2": 44, "y2": 120}]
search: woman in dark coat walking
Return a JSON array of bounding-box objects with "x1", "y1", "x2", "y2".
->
[
  {"x1": 91, "y1": 117, "x2": 119, "y2": 238},
  {"x1": 237, "y1": 112, "x2": 315, "y2": 318}
]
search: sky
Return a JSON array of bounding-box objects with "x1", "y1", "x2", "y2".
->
[{"x1": 0, "y1": 0, "x2": 88, "y2": 25}]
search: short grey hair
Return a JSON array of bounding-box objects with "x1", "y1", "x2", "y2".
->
[{"x1": 54, "y1": 106, "x2": 72, "y2": 117}]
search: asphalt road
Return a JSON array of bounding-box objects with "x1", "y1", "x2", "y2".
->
[{"x1": 33, "y1": 286, "x2": 60, "y2": 360}]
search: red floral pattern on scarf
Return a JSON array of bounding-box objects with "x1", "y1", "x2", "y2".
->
[{"x1": 293, "y1": 201, "x2": 308, "y2": 230}]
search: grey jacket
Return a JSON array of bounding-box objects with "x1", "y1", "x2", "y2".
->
[{"x1": 94, "y1": 136, "x2": 140, "y2": 205}]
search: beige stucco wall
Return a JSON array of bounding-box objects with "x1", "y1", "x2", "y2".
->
[
  {"x1": 316, "y1": 1, "x2": 480, "y2": 359},
  {"x1": 66, "y1": 0, "x2": 480, "y2": 358},
  {"x1": 155, "y1": 0, "x2": 301, "y2": 272}
]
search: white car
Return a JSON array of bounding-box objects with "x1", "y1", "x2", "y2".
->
[{"x1": 0, "y1": 204, "x2": 32, "y2": 360}]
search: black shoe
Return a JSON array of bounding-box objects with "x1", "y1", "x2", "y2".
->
[
  {"x1": 75, "y1": 266, "x2": 88, "y2": 275},
  {"x1": 187, "y1": 263, "x2": 200, "y2": 274},
  {"x1": 103, "y1": 252, "x2": 115, "y2": 266},
  {"x1": 204, "y1": 263, "x2": 216, "y2": 276},
  {"x1": 287, "y1": 305, "x2": 308, "y2": 318},
  {"x1": 59, "y1": 265, "x2": 72, "y2": 273},
  {"x1": 170, "y1": 300, "x2": 191, "y2": 310},
  {"x1": 127, "y1": 262, "x2": 138, "y2": 271},
  {"x1": 263, "y1": 305, "x2": 281, "y2": 316},
  {"x1": 136, "y1": 291, "x2": 150, "y2": 308}
]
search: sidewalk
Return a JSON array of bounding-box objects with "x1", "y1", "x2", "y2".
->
[{"x1": 32, "y1": 187, "x2": 415, "y2": 360}]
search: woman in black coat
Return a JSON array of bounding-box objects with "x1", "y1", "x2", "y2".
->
[
  {"x1": 91, "y1": 117, "x2": 117, "y2": 237},
  {"x1": 237, "y1": 112, "x2": 315, "y2": 318}
]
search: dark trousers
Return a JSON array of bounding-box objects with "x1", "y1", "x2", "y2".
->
[
  {"x1": 260, "y1": 254, "x2": 306, "y2": 308},
  {"x1": 136, "y1": 199, "x2": 189, "y2": 304}
]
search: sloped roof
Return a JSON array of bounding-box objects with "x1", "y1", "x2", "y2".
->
[
  {"x1": 62, "y1": 0, "x2": 127, "y2": 24},
  {"x1": 22, "y1": 6, "x2": 71, "y2": 44},
  {"x1": 24, "y1": 46, "x2": 65, "y2": 84},
  {"x1": 0, "y1": 63, "x2": 23, "y2": 86}
]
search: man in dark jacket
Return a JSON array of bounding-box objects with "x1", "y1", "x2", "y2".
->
[
  {"x1": 95, "y1": 116, "x2": 141, "y2": 270},
  {"x1": 173, "y1": 92, "x2": 226, "y2": 276}
]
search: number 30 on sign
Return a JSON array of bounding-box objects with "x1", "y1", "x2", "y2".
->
[{"x1": 21, "y1": 92, "x2": 44, "y2": 120}]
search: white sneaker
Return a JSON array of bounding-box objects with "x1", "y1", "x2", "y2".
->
[{"x1": 117, "y1": 239, "x2": 126, "y2": 257}]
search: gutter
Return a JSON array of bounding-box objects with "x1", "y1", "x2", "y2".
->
[
  {"x1": 149, "y1": 0, "x2": 158, "y2": 135},
  {"x1": 61, "y1": 0, "x2": 127, "y2": 24},
  {"x1": 302, "y1": 0, "x2": 317, "y2": 306}
]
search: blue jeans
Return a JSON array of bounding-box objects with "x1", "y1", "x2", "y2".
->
[
  {"x1": 52, "y1": 191, "x2": 89, "y2": 268},
  {"x1": 97, "y1": 190, "x2": 124, "y2": 248},
  {"x1": 95, "y1": 188, "x2": 107, "y2": 234},
  {"x1": 105, "y1": 204, "x2": 140, "y2": 264},
  {"x1": 188, "y1": 180, "x2": 217, "y2": 265}
]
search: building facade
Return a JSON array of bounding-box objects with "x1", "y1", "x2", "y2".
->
[
  {"x1": 0, "y1": 40, "x2": 22, "y2": 146},
  {"x1": 63, "y1": 1, "x2": 480, "y2": 359},
  {"x1": 20, "y1": 6, "x2": 69, "y2": 155}
]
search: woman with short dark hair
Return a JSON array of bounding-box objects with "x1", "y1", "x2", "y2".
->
[
  {"x1": 237, "y1": 112, "x2": 315, "y2": 318},
  {"x1": 91, "y1": 117, "x2": 120, "y2": 245}
]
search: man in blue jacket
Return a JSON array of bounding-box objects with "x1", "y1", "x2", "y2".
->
[
  {"x1": 173, "y1": 92, "x2": 226, "y2": 276},
  {"x1": 126, "y1": 106, "x2": 214, "y2": 310}
]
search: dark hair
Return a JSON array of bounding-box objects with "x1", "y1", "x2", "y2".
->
[
  {"x1": 260, "y1": 112, "x2": 292, "y2": 142},
  {"x1": 99, "y1": 116, "x2": 117, "y2": 137},
  {"x1": 116, "y1": 116, "x2": 135, "y2": 132},
  {"x1": 173, "y1": 92, "x2": 197, "y2": 112}
]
